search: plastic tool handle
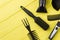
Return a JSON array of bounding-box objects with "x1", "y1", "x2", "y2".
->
[
  {"x1": 37, "y1": 0, "x2": 47, "y2": 13},
  {"x1": 21, "y1": 6, "x2": 35, "y2": 18},
  {"x1": 47, "y1": 14, "x2": 60, "y2": 21},
  {"x1": 49, "y1": 26, "x2": 58, "y2": 40},
  {"x1": 40, "y1": 0, "x2": 46, "y2": 7},
  {"x1": 34, "y1": 17, "x2": 49, "y2": 30},
  {"x1": 49, "y1": 22, "x2": 60, "y2": 40}
]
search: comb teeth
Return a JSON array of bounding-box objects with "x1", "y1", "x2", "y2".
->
[
  {"x1": 28, "y1": 30, "x2": 40, "y2": 40},
  {"x1": 31, "y1": 31, "x2": 40, "y2": 40},
  {"x1": 22, "y1": 18, "x2": 31, "y2": 31}
]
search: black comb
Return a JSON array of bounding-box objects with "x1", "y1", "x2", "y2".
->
[{"x1": 22, "y1": 18, "x2": 40, "y2": 40}]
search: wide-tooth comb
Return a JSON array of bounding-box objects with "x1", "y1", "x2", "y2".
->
[
  {"x1": 22, "y1": 18, "x2": 40, "y2": 40},
  {"x1": 22, "y1": 18, "x2": 38, "y2": 40},
  {"x1": 22, "y1": 18, "x2": 31, "y2": 32}
]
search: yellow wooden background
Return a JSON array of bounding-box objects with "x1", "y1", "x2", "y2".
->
[{"x1": 0, "y1": 0, "x2": 60, "y2": 40}]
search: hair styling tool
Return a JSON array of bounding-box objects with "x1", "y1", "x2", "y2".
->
[
  {"x1": 49, "y1": 21, "x2": 60, "y2": 40},
  {"x1": 21, "y1": 6, "x2": 49, "y2": 30},
  {"x1": 47, "y1": 14, "x2": 60, "y2": 21},
  {"x1": 36, "y1": 0, "x2": 47, "y2": 13},
  {"x1": 22, "y1": 18, "x2": 40, "y2": 40}
]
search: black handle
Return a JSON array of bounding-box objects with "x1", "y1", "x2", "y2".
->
[
  {"x1": 36, "y1": 0, "x2": 47, "y2": 13},
  {"x1": 20, "y1": 6, "x2": 35, "y2": 18},
  {"x1": 34, "y1": 17, "x2": 49, "y2": 30},
  {"x1": 40, "y1": 0, "x2": 46, "y2": 7}
]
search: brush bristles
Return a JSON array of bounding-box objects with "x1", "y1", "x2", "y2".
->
[{"x1": 28, "y1": 30, "x2": 40, "y2": 40}]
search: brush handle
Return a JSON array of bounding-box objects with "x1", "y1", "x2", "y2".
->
[
  {"x1": 20, "y1": 6, "x2": 35, "y2": 18},
  {"x1": 34, "y1": 17, "x2": 49, "y2": 30}
]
